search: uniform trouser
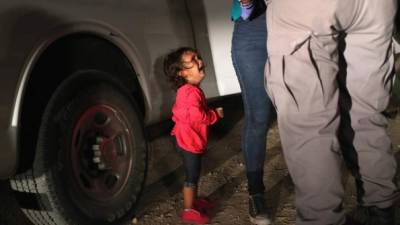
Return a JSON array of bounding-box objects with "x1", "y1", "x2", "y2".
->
[{"x1": 265, "y1": 0, "x2": 399, "y2": 224}]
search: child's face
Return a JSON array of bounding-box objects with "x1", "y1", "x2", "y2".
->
[{"x1": 178, "y1": 51, "x2": 205, "y2": 86}]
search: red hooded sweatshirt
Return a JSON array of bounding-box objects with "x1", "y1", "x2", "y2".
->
[{"x1": 171, "y1": 84, "x2": 218, "y2": 154}]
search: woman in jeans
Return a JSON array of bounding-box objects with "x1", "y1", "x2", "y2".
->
[{"x1": 231, "y1": 0, "x2": 273, "y2": 224}]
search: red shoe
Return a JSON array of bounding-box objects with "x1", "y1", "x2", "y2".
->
[
  {"x1": 180, "y1": 208, "x2": 210, "y2": 224},
  {"x1": 194, "y1": 198, "x2": 214, "y2": 211}
]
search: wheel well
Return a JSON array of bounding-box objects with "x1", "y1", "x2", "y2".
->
[{"x1": 18, "y1": 33, "x2": 145, "y2": 173}]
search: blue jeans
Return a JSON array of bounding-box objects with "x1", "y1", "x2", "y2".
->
[{"x1": 231, "y1": 13, "x2": 273, "y2": 195}]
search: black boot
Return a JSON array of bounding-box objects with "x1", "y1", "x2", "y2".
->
[
  {"x1": 346, "y1": 205, "x2": 395, "y2": 225},
  {"x1": 249, "y1": 193, "x2": 272, "y2": 225}
]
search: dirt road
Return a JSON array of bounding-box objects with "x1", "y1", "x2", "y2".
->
[
  {"x1": 1, "y1": 95, "x2": 399, "y2": 225},
  {"x1": 134, "y1": 109, "x2": 400, "y2": 225}
]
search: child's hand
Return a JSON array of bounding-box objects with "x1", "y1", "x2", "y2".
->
[{"x1": 215, "y1": 107, "x2": 224, "y2": 118}]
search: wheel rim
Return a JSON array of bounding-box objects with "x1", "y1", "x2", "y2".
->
[{"x1": 71, "y1": 104, "x2": 133, "y2": 202}]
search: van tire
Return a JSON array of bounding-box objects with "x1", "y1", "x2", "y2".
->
[{"x1": 10, "y1": 71, "x2": 147, "y2": 225}]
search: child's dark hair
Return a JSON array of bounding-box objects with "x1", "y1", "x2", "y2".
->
[{"x1": 163, "y1": 47, "x2": 198, "y2": 91}]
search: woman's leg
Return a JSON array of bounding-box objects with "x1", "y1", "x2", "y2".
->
[
  {"x1": 232, "y1": 13, "x2": 273, "y2": 225},
  {"x1": 231, "y1": 13, "x2": 273, "y2": 195}
]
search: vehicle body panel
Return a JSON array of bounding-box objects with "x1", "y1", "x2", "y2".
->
[{"x1": 0, "y1": 0, "x2": 238, "y2": 177}]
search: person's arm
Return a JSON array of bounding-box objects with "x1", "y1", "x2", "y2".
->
[
  {"x1": 172, "y1": 87, "x2": 218, "y2": 125},
  {"x1": 185, "y1": 89, "x2": 219, "y2": 125}
]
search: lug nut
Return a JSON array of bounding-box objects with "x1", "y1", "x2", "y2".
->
[
  {"x1": 93, "y1": 150, "x2": 101, "y2": 157},
  {"x1": 96, "y1": 137, "x2": 104, "y2": 143},
  {"x1": 98, "y1": 163, "x2": 106, "y2": 170},
  {"x1": 93, "y1": 157, "x2": 101, "y2": 163}
]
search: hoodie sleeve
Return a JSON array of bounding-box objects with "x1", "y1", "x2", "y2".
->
[{"x1": 173, "y1": 87, "x2": 218, "y2": 125}]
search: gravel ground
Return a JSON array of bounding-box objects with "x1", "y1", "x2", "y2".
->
[
  {"x1": 1, "y1": 97, "x2": 400, "y2": 225},
  {"x1": 133, "y1": 112, "x2": 400, "y2": 225}
]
